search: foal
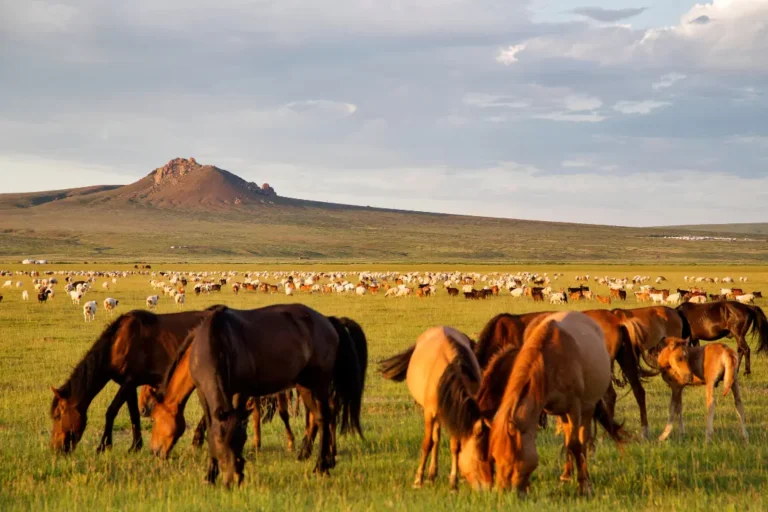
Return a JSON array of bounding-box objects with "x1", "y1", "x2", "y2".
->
[{"x1": 656, "y1": 337, "x2": 748, "y2": 442}]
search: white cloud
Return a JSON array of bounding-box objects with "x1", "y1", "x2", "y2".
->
[
  {"x1": 652, "y1": 72, "x2": 686, "y2": 90},
  {"x1": 283, "y1": 100, "x2": 357, "y2": 118},
  {"x1": 564, "y1": 94, "x2": 603, "y2": 111},
  {"x1": 496, "y1": 44, "x2": 526, "y2": 65},
  {"x1": 463, "y1": 93, "x2": 528, "y2": 109},
  {"x1": 535, "y1": 112, "x2": 607, "y2": 123},
  {"x1": 613, "y1": 100, "x2": 671, "y2": 114}
]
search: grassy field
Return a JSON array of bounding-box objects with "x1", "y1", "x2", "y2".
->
[{"x1": 2, "y1": 264, "x2": 768, "y2": 511}]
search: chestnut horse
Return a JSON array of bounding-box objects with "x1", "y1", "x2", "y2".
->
[
  {"x1": 379, "y1": 326, "x2": 481, "y2": 490},
  {"x1": 655, "y1": 337, "x2": 748, "y2": 442},
  {"x1": 49, "y1": 309, "x2": 211, "y2": 453},
  {"x1": 677, "y1": 301, "x2": 768, "y2": 375},
  {"x1": 189, "y1": 305, "x2": 367, "y2": 487},
  {"x1": 440, "y1": 312, "x2": 624, "y2": 495}
]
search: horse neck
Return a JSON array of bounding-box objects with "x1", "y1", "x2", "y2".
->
[
  {"x1": 164, "y1": 350, "x2": 196, "y2": 410},
  {"x1": 65, "y1": 352, "x2": 113, "y2": 411}
]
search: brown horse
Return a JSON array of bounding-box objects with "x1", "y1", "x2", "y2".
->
[
  {"x1": 474, "y1": 312, "x2": 550, "y2": 368},
  {"x1": 189, "y1": 305, "x2": 367, "y2": 487},
  {"x1": 677, "y1": 301, "x2": 768, "y2": 375},
  {"x1": 440, "y1": 312, "x2": 624, "y2": 495},
  {"x1": 379, "y1": 326, "x2": 481, "y2": 490},
  {"x1": 50, "y1": 309, "x2": 211, "y2": 453},
  {"x1": 148, "y1": 332, "x2": 298, "y2": 459},
  {"x1": 655, "y1": 337, "x2": 748, "y2": 442}
]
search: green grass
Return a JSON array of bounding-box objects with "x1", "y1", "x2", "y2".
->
[{"x1": 1, "y1": 264, "x2": 768, "y2": 511}]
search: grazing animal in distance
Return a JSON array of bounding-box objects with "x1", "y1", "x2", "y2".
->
[
  {"x1": 655, "y1": 337, "x2": 747, "y2": 443},
  {"x1": 379, "y1": 326, "x2": 480, "y2": 490},
  {"x1": 446, "y1": 287, "x2": 459, "y2": 297},
  {"x1": 69, "y1": 291, "x2": 83, "y2": 304},
  {"x1": 689, "y1": 295, "x2": 707, "y2": 304},
  {"x1": 174, "y1": 293, "x2": 185, "y2": 308},
  {"x1": 146, "y1": 295, "x2": 159, "y2": 309},
  {"x1": 736, "y1": 294, "x2": 755, "y2": 305},
  {"x1": 596, "y1": 295, "x2": 611, "y2": 305},
  {"x1": 83, "y1": 301, "x2": 97, "y2": 322},
  {"x1": 22, "y1": 290, "x2": 29, "y2": 301},
  {"x1": 103, "y1": 298, "x2": 119, "y2": 315}
]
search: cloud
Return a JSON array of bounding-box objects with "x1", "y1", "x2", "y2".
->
[
  {"x1": 496, "y1": 44, "x2": 526, "y2": 64},
  {"x1": 463, "y1": 93, "x2": 528, "y2": 109},
  {"x1": 534, "y1": 112, "x2": 607, "y2": 123},
  {"x1": 283, "y1": 100, "x2": 358, "y2": 118},
  {"x1": 613, "y1": 100, "x2": 671, "y2": 114},
  {"x1": 652, "y1": 73, "x2": 686, "y2": 90},
  {"x1": 689, "y1": 15, "x2": 711, "y2": 25},
  {"x1": 572, "y1": 7, "x2": 648, "y2": 23},
  {"x1": 564, "y1": 94, "x2": 602, "y2": 111}
]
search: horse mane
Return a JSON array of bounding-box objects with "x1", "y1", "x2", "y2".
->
[
  {"x1": 436, "y1": 333, "x2": 483, "y2": 437},
  {"x1": 500, "y1": 320, "x2": 554, "y2": 430},
  {"x1": 474, "y1": 313, "x2": 514, "y2": 367},
  {"x1": 476, "y1": 344, "x2": 521, "y2": 417},
  {"x1": 156, "y1": 328, "x2": 197, "y2": 401},
  {"x1": 51, "y1": 311, "x2": 149, "y2": 415}
]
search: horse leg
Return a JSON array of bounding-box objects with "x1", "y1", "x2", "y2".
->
[
  {"x1": 617, "y1": 349, "x2": 649, "y2": 440},
  {"x1": 603, "y1": 384, "x2": 617, "y2": 420},
  {"x1": 705, "y1": 384, "x2": 716, "y2": 443},
  {"x1": 659, "y1": 387, "x2": 682, "y2": 441},
  {"x1": 312, "y1": 390, "x2": 333, "y2": 475},
  {"x1": 97, "y1": 383, "x2": 132, "y2": 453},
  {"x1": 252, "y1": 399, "x2": 262, "y2": 451},
  {"x1": 277, "y1": 392, "x2": 295, "y2": 451},
  {"x1": 576, "y1": 406, "x2": 594, "y2": 496},
  {"x1": 731, "y1": 381, "x2": 749, "y2": 441},
  {"x1": 297, "y1": 388, "x2": 317, "y2": 461},
  {"x1": 192, "y1": 414, "x2": 207, "y2": 448},
  {"x1": 426, "y1": 420, "x2": 440, "y2": 483},
  {"x1": 559, "y1": 415, "x2": 575, "y2": 482},
  {"x1": 739, "y1": 332, "x2": 751, "y2": 376},
  {"x1": 413, "y1": 413, "x2": 435, "y2": 489},
  {"x1": 125, "y1": 388, "x2": 143, "y2": 452},
  {"x1": 449, "y1": 435, "x2": 460, "y2": 491},
  {"x1": 197, "y1": 392, "x2": 218, "y2": 485}
]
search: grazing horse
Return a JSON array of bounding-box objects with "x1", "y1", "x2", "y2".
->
[
  {"x1": 148, "y1": 332, "x2": 298, "y2": 459},
  {"x1": 655, "y1": 337, "x2": 748, "y2": 442},
  {"x1": 49, "y1": 310, "x2": 211, "y2": 453},
  {"x1": 677, "y1": 301, "x2": 768, "y2": 375},
  {"x1": 379, "y1": 326, "x2": 480, "y2": 490},
  {"x1": 189, "y1": 305, "x2": 367, "y2": 487},
  {"x1": 439, "y1": 312, "x2": 623, "y2": 495},
  {"x1": 474, "y1": 312, "x2": 551, "y2": 368}
]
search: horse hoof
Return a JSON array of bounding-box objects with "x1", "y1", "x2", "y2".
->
[{"x1": 412, "y1": 482, "x2": 423, "y2": 489}]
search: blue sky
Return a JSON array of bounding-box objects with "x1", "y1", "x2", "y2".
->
[{"x1": 0, "y1": 0, "x2": 766, "y2": 226}]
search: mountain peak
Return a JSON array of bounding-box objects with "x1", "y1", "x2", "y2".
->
[{"x1": 151, "y1": 157, "x2": 204, "y2": 185}]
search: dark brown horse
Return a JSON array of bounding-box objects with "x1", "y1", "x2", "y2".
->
[
  {"x1": 677, "y1": 301, "x2": 768, "y2": 375},
  {"x1": 148, "y1": 331, "x2": 299, "y2": 459},
  {"x1": 189, "y1": 305, "x2": 367, "y2": 486},
  {"x1": 50, "y1": 309, "x2": 212, "y2": 453},
  {"x1": 474, "y1": 312, "x2": 551, "y2": 368}
]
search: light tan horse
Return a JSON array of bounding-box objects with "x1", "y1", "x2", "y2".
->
[
  {"x1": 379, "y1": 326, "x2": 481, "y2": 490},
  {"x1": 656, "y1": 337, "x2": 748, "y2": 443},
  {"x1": 441, "y1": 312, "x2": 623, "y2": 495}
]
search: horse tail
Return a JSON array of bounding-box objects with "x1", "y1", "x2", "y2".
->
[
  {"x1": 437, "y1": 357, "x2": 481, "y2": 438},
  {"x1": 676, "y1": 306, "x2": 692, "y2": 340},
  {"x1": 329, "y1": 317, "x2": 366, "y2": 437},
  {"x1": 379, "y1": 345, "x2": 415, "y2": 382},
  {"x1": 620, "y1": 319, "x2": 659, "y2": 378},
  {"x1": 722, "y1": 347, "x2": 738, "y2": 397},
  {"x1": 593, "y1": 399, "x2": 627, "y2": 445},
  {"x1": 748, "y1": 306, "x2": 768, "y2": 353}
]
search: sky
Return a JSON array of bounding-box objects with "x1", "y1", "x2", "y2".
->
[{"x1": 1, "y1": 0, "x2": 767, "y2": 227}]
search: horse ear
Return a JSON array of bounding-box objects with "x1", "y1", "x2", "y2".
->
[{"x1": 50, "y1": 386, "x2": 63, "y2": 400}]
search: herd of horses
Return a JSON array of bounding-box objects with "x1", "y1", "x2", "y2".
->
[{"x1": 49, "y1": 299, "x2": 768, "y2": 494}]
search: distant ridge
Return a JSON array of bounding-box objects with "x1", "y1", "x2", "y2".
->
[{"x1": 0, "y1": 157, "x2": 766, "y2": 263}]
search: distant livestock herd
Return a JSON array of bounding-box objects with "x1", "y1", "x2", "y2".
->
[{"x1": 0, "y1": 269, "x2": 762, "y2": 324}]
